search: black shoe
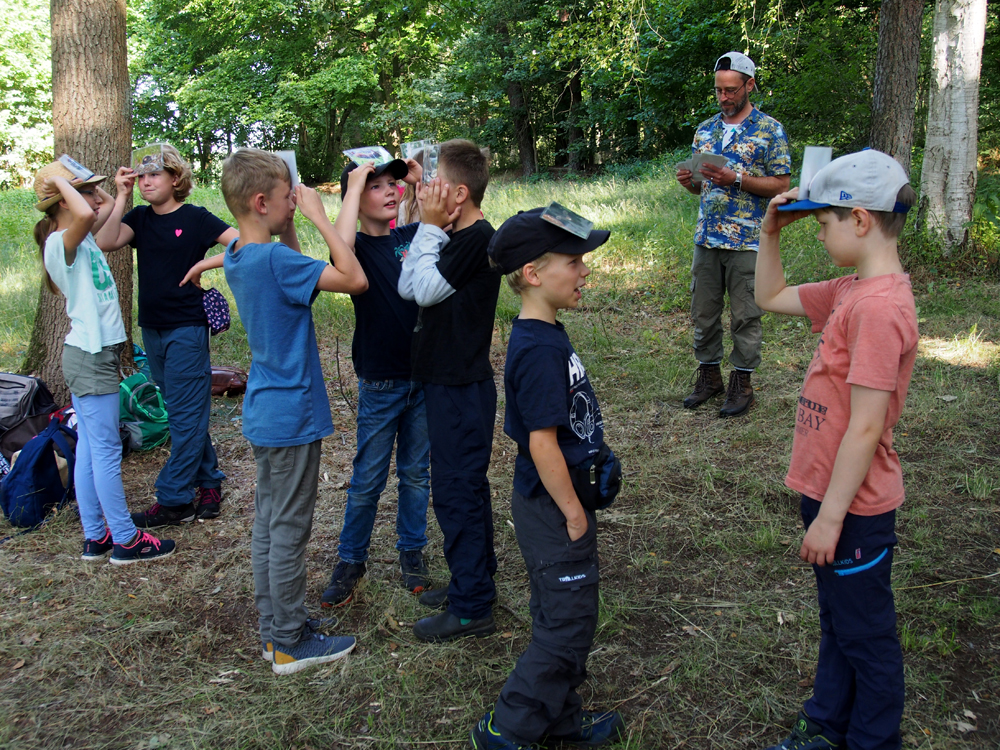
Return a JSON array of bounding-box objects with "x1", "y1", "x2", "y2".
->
[
  {"x1": 109, "y1": 530, "x2": 176, "y2": 565},
  {"x1": 549, "y1": 710, "x2": 626, "y2": 747},
  {"x1": 131, "y1": 501, "x2": 196, "y2": 528},
  {"x1": 719, "y1": 370, "x2": 754, "y2": 418},
  {"x1": 81, "y1": 528, "x2": 113, "y2": 562},
  {"x1": 195, "y1": 487, "x2": 222, "y2": 519},
  {"x1": 400, "y1": 549, "x2": 431, "y2": 592},
  {"x1": 764, "y1": 712, "x2": 839, "y2": 750},
  {"x1": 683, "y1": 363, "x2": 725, "y2": 408},
  {"x1": 413, "y1": 611, "x2": 496, "y2": 643},
  {"x1": 320, "y1": 560, "x2": 366, "y2": 607},
  {"x1": 419, "y1": 586, "x2": 450, "y2": 610}
]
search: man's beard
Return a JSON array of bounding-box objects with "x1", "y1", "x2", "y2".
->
[{"x1": 720, "y1": 92, "x2": 749, "y2": 117}]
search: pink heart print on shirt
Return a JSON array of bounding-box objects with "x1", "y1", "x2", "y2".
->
[{"x1": 175, "y1": 229, "x2": 183, "y2": 237}]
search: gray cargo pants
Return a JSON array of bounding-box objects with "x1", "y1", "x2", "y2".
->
[{"x1": 690, "y1": 244, "x2": 763, "y2": 371}]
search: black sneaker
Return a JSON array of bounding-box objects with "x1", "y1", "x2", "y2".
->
[
  {"x1": 109, "y1": 530, "x2": 176, "y2": 565},
  {"x1": 469, "y1": 710, "x2": 539, "y2": 749},
  {"x1": 195, "y1": 487, "x2": 222, "y2": 519},
  {"x1": 320, "y1": 560, "x2": 366, "y2": 607},
  {"x1": 413, "y1": 611, "x2": 496, "y2": 643},
  {"x1": 131, "y1": 501, "x2": 196, "y2": 528},
  {"x1": 765, "y1": 712, "x2": 840, "y2": 750},
  {"x1": 400, "y1": 549, "x2": 431, "y2": 592},
  {"x1": 549, "y1": 710, "x2": 625, "y2": 747},
  {"x1": 81, "y1": 528, "x2": 113, "y2": 563},
  {"x1": 419, "y1": 587, "x2": 450, "y2": 610}
]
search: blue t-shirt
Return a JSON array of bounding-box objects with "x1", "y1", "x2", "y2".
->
[
  {"x1": 503, "y1": 317, "x2": 604, "y2": 498},
  {"x1": 223, "y1": 240, "x2": 333, "y2": 448},
  {"x1": 349, "y1": 224, "x2": 420, "y2": 380}
]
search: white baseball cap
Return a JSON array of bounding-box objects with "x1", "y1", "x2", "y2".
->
[
  {"x1": 715, "y1": 52, "x2": 756, "y2": 78},
  {"x1": 779, "y1": 150, "x2": 911, "y2": 213}
]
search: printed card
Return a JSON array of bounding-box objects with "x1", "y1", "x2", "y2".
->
[
  {"x1": 275, "y1": 150, "x2": 300, "y2": 188},
  {"x1": 132, "y1": 145, "x2": 165, "y2": 175},
  {"x1": 401, "y1": 140, "x2": 427, "y2": 161},
  {"x1": 58, "y1": 154, "x2": 94, "y2": 180},
  {"x1": 541, "y1": 201, "x2": 594, "y2": 239},
  {"x1": 343, "y1": 146, "x2": 393, "y2": 168}
]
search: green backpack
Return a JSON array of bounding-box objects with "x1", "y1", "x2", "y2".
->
[{"x1": 119, "y1": 373, "x2": 169, "y2": 451}]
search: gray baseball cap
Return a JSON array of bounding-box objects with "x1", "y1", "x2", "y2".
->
[
  {"x1": 779, "y1": 150, "x2": 911, "y2": 213},
  {"x1": 715, "y1": 52, "x2": 756, "y2": 78}
]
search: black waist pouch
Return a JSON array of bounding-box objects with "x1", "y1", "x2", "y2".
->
[{"x1": 518, "y1": 442, "x2": 622, "y2": 512}]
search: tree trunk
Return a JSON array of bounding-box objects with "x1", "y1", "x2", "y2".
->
[
  {"x1": 507, "y1": 80, "x2": 537, "y2": 177},
  {"x1": 869, "y1": 0, "x2": 924, "y2": 173},
  {"x1": 22, "y1": 0, "x2": 132, "y2": 403},
  {"x1": 919, "y1": 0, "x2": 987, "y2": 254},
  {"x1": 566, "y1": 68, "x2": 584, "y2": 173}
]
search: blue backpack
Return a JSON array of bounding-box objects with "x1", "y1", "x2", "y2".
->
[{"x1": 0, "y1": 421, "x2": 76, "y2": 529}]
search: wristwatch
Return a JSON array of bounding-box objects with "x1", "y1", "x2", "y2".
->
[{"x1": 733, "y1": 171, "x2": 743, "y2": 191}]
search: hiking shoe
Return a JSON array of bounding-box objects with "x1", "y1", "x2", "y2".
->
[
  {"x1": 413, "y1": 611, "x2": 496, "y2": 643},
  {"x1": 320, "y1": 560, "x2": 366, "y2": 607},
  {"x1": 195, "y1": 487, "x2": 222, "y2": 519},
  {"x1": 109, "y1": 530, "x2": 176, "y2": 565},
  {"x1": 765, "y1": 712, "x2": 839, "y2": 750},
  {"x1": 683, "y1": 363, "x2": 724, "y2": 408},
  {"x1": 130, "y1": 501, "x2": 196, "y2": 528},
  {"x1": 469, "y1": 710, "x2": 541, "y2": 749},
  {"x1": 271, "y1": 630, "x2": 356, "y2": 675},
  {"x1": 419, "y1": 586, "x2": 450, "y2": 610},
  {"x1": 262, "y1": 616, "x2": 340, "y2": 662},
  {"x1": 719, "y1": 370, "x2": 754, "y2": 418},
  {"x1": 549, "y1": 710, "x2": 625, "y2": 747},
  {"x1": 400, "y1": 549, "x2": 431, "y2": 592},
  {"x1": 81, "y1": 528, "x2": 113, "y2": 562}
]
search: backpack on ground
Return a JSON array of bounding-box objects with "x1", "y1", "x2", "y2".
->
[
  {"x1": 0, "y1": 421, "x2": 77, "y2": 529},
  {"x1": 120, "y1": 373, "x2": 169, "y2": 451},
  {"x1": 0, "y1": 373, "x2": 56, "y2": 434}
]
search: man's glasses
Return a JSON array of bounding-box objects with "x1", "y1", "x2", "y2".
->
[{"x1": 714, "y1": 81, "x2": 748, "y2": 98}]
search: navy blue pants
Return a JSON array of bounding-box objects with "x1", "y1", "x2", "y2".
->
[
  {"x1": 801, "y1": 496, "x2": 904, "y2": 750},
  {"x1": 423, "y1": 380, "x2": 498, "y2": 620}
]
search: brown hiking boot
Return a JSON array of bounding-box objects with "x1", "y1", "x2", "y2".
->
[
  {"x1": 683, "y1": 363, "x2": 725, "y2": 409},
  {"x1": 719, "y1": 370, "x2": 754, "y2": 418}
]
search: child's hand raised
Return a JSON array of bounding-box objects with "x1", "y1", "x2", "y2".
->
[
  {"x1": 417, "y1": 178, "x2": 461, "y2": 229},
  {"x1": 346, "y1": 162, "x2": 375, "y2": 193},
  {"x1": 294, "y1": 184, "x2": 328, "y2": 225},
  {"x1": 114, "y1": 166, "x2": 136, "y2": 196},
  {"x1": 403, "y1": 158, "x2": 423, "y2": 185},
  {"x1": 761, "y1": 187, "x2": 812, "y2": 236}
]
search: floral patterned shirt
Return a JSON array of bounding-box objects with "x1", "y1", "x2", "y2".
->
[{"x1": 692, "y1": 107, "x2": 791, "y2": 252}]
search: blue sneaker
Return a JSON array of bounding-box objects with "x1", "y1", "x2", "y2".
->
[
  {"x1": 271, "y1": 630, "x2": 356, "y2": 675},
  {"x1": 469, "y1": 710, "x2": 542, "y2": 749},
  {"x1": 549, "y1": 710, "x2": 625, "y2": 747},
  {"x1": 765, "y1": 712, "x2": 839, "y2": 750},
  {"x1": 262, "y1": 617, "x2": 340, "y2": 662},
  {"x1": 81, "y1": 528, "x2": 113, "y2": 562}
]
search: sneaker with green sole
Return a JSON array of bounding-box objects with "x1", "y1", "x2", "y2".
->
[{"x1": 765, "y1": 712, "x2": 840, "y2": 750}]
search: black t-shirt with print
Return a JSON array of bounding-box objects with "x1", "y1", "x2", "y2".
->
[
  {"x1": 410, "y1": 219, "x2": 500, "y2": 385},
  {"x1": 349, "y1": 224, "x2": 421, "y2": 380},
  {"x1": 123, "y1": 204, "x2": 230, "y2": 329},
  {"x1": 504, "y1": 317, "x2": 604, "y2": 498}
]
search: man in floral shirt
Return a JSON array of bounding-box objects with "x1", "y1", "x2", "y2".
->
[{"x1": 676, "y1": 52, "x2": 791, "y2": 417}]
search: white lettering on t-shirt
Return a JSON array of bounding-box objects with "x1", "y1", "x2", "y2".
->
[{"x1": 568, "y1": 352, "x2": 586, "y2": 386}]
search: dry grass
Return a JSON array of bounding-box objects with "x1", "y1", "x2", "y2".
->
[{"x1": 1, "y1": 176, "x2": 998, "y2": 749}]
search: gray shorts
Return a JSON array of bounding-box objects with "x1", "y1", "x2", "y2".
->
[{"x1": 62, "y1": 343, "x2": 124, "y2": 397}]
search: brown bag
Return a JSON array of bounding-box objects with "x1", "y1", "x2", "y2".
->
[{"x1": 211, "y1": 366, "x2": 248, "y2": 397}]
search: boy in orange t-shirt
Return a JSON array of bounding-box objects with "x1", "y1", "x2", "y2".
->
[{"x1": 754, "y1": 150, "x2": 918, "y2": 750}]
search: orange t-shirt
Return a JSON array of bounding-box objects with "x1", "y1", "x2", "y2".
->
[{"x1": 785, "y1": 273, "x2": 918, "y2": 515}]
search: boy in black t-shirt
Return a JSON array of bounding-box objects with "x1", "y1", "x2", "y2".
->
[
  {"x1": 317, "y1": 155, "x2": 433, "y2": 607},
  {"x1": 96, "y1": 144, "x2": 237, "y2": 526},
  {"x1": 397, "y1": 140, "x2": 500, "y2": 642},
  {"x1": 469, "y1": 208, "x2": 624, "y2": 750}
]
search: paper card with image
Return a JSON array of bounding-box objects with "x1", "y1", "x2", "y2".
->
[
  {"x1": 693, "y1": 153, "x2": 729, "y2": 171},
  {"x1": 132, "y1": 144, "x2": 165, "y2": 175},
  {"x1": 275, "y1": 150, "x2": 299, "y2": 188},
  {"x1": 58, "y1": 154, "x2": 94, "y2": 181},
  {"x1": 798, "y1": 146, "x2": 833, "y2": 200},
  {"x1": 421, "y1": 143, "x2": 440, "y2": 184},
  {"x1": 401, "y1": 140, "x2": 427, "y2": 161},
  {"x1": 343, "y1": 146, "x2": 393, "y2": 168},
  {"x1": 541, "y1": 202, "x2": 594, "y2": 239}
]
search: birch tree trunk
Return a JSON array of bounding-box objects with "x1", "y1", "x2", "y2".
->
[
  {"x1": 869, "y1": 0, "x2": 924, "y2": 174},
  {"x1": 919, "y1": 0, "x2": 988, "y2": 254},
  {"x1": 22, "y1": 0, "x2": 132, "y2": 403}
]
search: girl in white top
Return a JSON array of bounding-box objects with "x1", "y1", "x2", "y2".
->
[{"x1": 32, "y1": 161, "x2": 175, "y2": 565}]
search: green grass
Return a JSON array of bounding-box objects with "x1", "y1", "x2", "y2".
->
[{"x1": 1, "y1": 172, "x2": 999, "y2": 748}]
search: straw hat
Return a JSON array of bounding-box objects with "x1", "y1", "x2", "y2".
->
[{"x1": 33, "y1": 161, "x2": 107, "y2": 212}]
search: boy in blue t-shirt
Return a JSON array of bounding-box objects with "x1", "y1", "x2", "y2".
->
[
  {"x1": 318, "y1": 155, "x2": 431, "y2": 607},
  {"x1": 469, "y1": 209, "x2": 624, "y2": 749},
  {"x1": 220, "y1": 149, "x2": 367, "y2": 675}
]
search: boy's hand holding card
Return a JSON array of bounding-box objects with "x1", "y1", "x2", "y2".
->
[
  {"x1": 294, "y1": 184, "x2": 328, "y2": 225},
  {"x1": 345, "y1": 162, "x2": 376, "y2": 193}
]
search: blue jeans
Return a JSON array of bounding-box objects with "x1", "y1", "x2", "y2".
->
[
  {"x1": 337, "y1": 379, "x2": 430, "y2": 564},
  {"x1": 72, "y1": 393, "x2": 136, "y2": 544},
  {"x1": 142, "y1": 325, "x2": 225, "y2": 506}
]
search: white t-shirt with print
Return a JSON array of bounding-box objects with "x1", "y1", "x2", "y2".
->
[{"x1": 44, "y1": 230, "x2": 126, "y2": 354}]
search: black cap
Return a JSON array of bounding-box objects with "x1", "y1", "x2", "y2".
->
[
  {"x1": 487, "y1": 207, "x2": 611, "y2": 275},
  {"x1": 340, "y1": 158, "x2": 409, "y2": 200}
]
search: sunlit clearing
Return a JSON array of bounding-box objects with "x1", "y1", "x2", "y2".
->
[{"x1": 919, "y1": 324, "x2": 1000, "y2": 369}]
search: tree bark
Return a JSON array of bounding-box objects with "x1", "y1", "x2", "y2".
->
[
  {"x1": 566, "y1": 68, "x2": 585, "y2": 172},
  {"x1": 869, "y1": 0, "x2": 924, "y2": 173},
  {"x1": 507, "y1": 80, "x2": 537, "y2": 177},
  {"x1": 22, "y1": 0, "x2": 132, "y2": 403},
  {"x1": 919, "y1": 0, "x2": 987, "y2": 254}
]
